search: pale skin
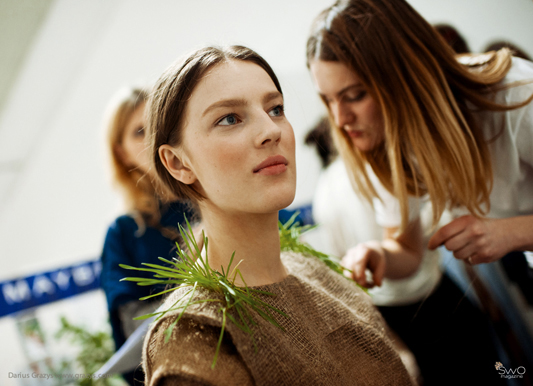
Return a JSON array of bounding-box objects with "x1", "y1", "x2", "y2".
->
[
  {"x1": 115, "y1": 101, "x2": 151, "y2": 172},
  {"x1": 310, "y1": 59, "x2": 533, "y2": 288},
  {"x1": 159, "y1": 60, "x2": 297, "y2": 287}
]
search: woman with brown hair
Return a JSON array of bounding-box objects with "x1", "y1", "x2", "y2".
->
[
  {"x1": 307, "y1": 0, "x2": 533, "y2": 384},
  {"x1": 139, "y1": 45, "x2": 413, "y2": 386},
  {"x1": 100, "y1": 86, "x2": 194, "y2": 384}
]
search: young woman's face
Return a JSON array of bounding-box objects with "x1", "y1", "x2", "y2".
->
[
  {"x1": 117, "y1": 102, "x2": 150, "y2": 172},
  {"x1": 177, "y1": 60, "x2": 296, "y2": 214},
  {"x1": 310, "y1": 60, "x2": 385, "y2": 152}
]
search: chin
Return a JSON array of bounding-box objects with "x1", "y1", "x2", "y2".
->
[
  {"x1": 277, "y1": 191, "x2": 296, "y2": 211},
  {"x1": 351, "y1": 138, "x2": 376, "y2": 152},
  {"x1": 262, "y1": 184, "x2": 296, "y2": 213}
]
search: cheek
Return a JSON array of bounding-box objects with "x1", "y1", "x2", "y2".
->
[
  {"x1": 283, "y1": 123, "x2": 296, "y2": 153},
  {"x1": 190, "y1": 135, "x2": 248, "y2": 186},
  {"x1": 369, "y1": 103, "x2": 385, "y2": 137},
  {"x1": 133, "y1": 138, "x2": 147, "y2": 156},
  {"x1": 123, "y1": 139, "x2": 137, "y2": 158}
]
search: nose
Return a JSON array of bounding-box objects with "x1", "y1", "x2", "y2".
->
[
  {"x1": 255, "y1": 114, "x2": 282, "y2": 147},
  {"x1": 331, "y1": 101, "x2": 354, "y2": 128}
]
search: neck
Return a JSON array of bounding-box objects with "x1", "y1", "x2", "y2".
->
[{"x1": 197, "y1": 203, "x2": 286, "y2": 287}]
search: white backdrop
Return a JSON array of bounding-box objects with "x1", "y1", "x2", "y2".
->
[{"x1": 1, "y1": 0, "x2": 532, "y2": 378}]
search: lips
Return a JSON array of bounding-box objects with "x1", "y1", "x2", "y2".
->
[
  {"x1": 346, "y1": 129, "x2": 364, "y2": 138},
  {"x1": 253, "y1": 155, "x2": 288, "y2": 175}
]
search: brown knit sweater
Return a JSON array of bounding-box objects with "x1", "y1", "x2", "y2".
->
[{"x1": 143, "y1": 252, "x2": 413, "y2": 386}]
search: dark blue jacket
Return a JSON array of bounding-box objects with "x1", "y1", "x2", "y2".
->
[{"x1": 100, "y1": 202, "x2": 194, "y2": 350}]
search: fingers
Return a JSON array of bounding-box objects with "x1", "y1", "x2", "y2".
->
[
  {"x1": 451, "y1": 242, "x2": 477, "y2": 262},
  {"x1": 341, "y1": 243, "x2": 385, "y2": 288},
  {"x1": 430, "y1": 216, "x2": 500, "y2": 264},
  {"x1": 441, "y1": 227, "x2": 472, "y2": 252},
  {"x1": 341, "y1": 247, "x2": 370, "y2": 287},
  {"x1": 370, "y1": 256, "x2": 386, "y2": 287},
  {"x1": 428, "y1": 215, "x2": 471, "y2": 250}
]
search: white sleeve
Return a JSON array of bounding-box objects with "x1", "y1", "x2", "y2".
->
[
  {"x1": 372, "y1": 188, "x2": 421, "y2": 228},
  {"x1": 368, "y1": 169, "x2": 421, "y2": 228},
  {"x1": 503, "y1": 57, "x2": 533, "y2": 167},
  {"x1": 312, "y1": 160, "x2": 383, "y2": 254}
]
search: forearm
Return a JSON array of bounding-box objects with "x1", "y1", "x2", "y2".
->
[
  {"x1": 500, "y1": 214, "x2": 533, "y2": 253},
  {"x1": 381, "y1": 238, "x2": 423, "y2": 279},
  {"x1": 382, "y1": 217, "x2": 424, "y2": 280}
]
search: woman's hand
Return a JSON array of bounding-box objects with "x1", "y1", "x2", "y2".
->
[
  {"x1": 341, "y1": 240, "x2": 386, "y2": 288},
  {"x1": 428, "y1": 215, "x2": 511, "y2": 264},
  {"x1": 342, "y1": 218, "x2": 425, "y2": 288}
]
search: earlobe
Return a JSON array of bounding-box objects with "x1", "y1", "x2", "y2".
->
[{"x1": 158, "y1": 145, "x2": 197, "y2": 185}]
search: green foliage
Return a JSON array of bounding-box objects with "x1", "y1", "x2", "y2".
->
[
  {"x1": 119, "y1": 217, "x2": 287, "y2": 369},
  {"x1": 279, "y1": 212, "x2": 346, "y2": 275},
  {"x1": 279, "y1": 212, "x2": 366, "y2": 292},
  {"x1": 55, "y1": 317, "x2": 121, "y2": 386},
  {"x1": 120, "y1": 214, "x2": 363, "y2": 369}
]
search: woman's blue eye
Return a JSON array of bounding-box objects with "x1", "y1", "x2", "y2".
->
[
  {"x1": 218, "y1": 115, "x2": 239, "y2": 126},
  {"x1": 269, "y1": 105, "x2": 284, "y2": 117}
]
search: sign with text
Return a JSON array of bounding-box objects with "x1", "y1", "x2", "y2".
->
[{"x1": 0, "y1": 260, "x2": 101, "y2": 317}]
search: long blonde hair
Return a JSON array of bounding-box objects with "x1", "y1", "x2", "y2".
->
[
  {"x1": 307, "y1": 0, "x2": 533, "y2": 230},
  {"x1": 104, "y1": 86, "x2": 162, "y2": 230}
]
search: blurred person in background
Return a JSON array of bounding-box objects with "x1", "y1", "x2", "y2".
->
[
  {"x1": 434, "y1": 24, "x2": 470, "y2": 54},
  {"x1": 484, "y1": 40, "x2": 531, "y2": 61},
  {"x1": 304, "y1": 115, "x2": 338, "y2": 169},
  {"x1": 100, "y1": 86, "x2": 194, "y2": 385}
]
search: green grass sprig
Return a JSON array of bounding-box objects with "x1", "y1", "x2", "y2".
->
[
  {"x1": 279, "y1": 212, "x2": 367, "y2": 293},
  {"x1": 279, "y1": 212, "x2": 349, "y2": 276},
  {"x1": 119, "y1": 217, "x2": 287, "y2": 369},
  {"x1": 120, "y1": 213, "x2": 362, "y2": 368}
]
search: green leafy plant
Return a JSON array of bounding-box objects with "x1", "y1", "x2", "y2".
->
[
  {"x1": 279, "y1": 212, "x2": 348, "y2": 276},
  {"x1": 279, "y1": 212, "x2": 365, "y2": 292},
  {"x1": 55, "y1": 317, "x2": 121, "y2": 386},
  {"x1": 120, "y1": 217, "x2": 287, "y2": 369},
  {"x1": 120, "y1": 214, "x2": 361, "y2": 368}
]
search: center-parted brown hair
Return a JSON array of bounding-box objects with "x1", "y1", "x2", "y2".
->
[
  {"x1": 307, "y1": 0, "x2": 533, "y2": 230},
  {"x1": 146, "y1": 45, "x2": 283, "y2": 204}
]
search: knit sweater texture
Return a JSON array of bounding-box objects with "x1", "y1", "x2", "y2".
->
[{"x1": 142, "y1": 251, "x2": 413, "y2": 386}]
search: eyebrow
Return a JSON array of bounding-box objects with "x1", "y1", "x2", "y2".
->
[
  {"x1": 321, "y1": 83, "x2": 362, "y2": 100},
  {"x1": 201, "y1": 91, "x2": 282, "y2": 118}
]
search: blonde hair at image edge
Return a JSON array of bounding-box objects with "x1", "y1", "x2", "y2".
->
[
  {"x1": 103, "y1": 86, "x2": 162, "y2": 231},
  {"x1": 307, "y1": 0, "x2": 533, "y2": 231}
]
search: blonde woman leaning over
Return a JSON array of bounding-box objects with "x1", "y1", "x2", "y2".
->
[
  {"x1": 99, "y1": 87, "x2": 194, "y2": 384},
  {"x1": 138, "y1": 45, "x2": 413, "y2": 386},
  {"x1": 307, "y1": 0, "x2": 533, "y2": 384}
]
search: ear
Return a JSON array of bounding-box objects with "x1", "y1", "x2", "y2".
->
[{"x1": 158, "y1": 144, "x2": 197, "y2": 185}]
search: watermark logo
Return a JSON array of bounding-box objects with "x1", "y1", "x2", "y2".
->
[{"x1": 495, "y1": 362, "x2": 526, "y2": 379}]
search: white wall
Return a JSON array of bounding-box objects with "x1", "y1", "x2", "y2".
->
[
  {"x1": 0, "y1": 0, "x2": 332, "y2": 282},
  {"x1": 409, "y1": 0, "x2": 533, "y2": 55},
  {"x1": 2, "y1": 0, "x2": 533, "y2": 281},
  {"x1": 1, "y1": 0, "x2": 532, "y2": 379}
]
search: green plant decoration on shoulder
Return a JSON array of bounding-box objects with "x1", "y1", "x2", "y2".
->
[
  {"x1": 279, "y1": 212, "x2": 364, "y2": 292},
  {"x1": 120, "y1": 217, "x2": 287, "y2": 369},
  {"x1": 120, "y1": 213, "x2": 358, "y2": 368},
  {"x1": 279, "y1": 212, "x2": 348, "y2": 276}
]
